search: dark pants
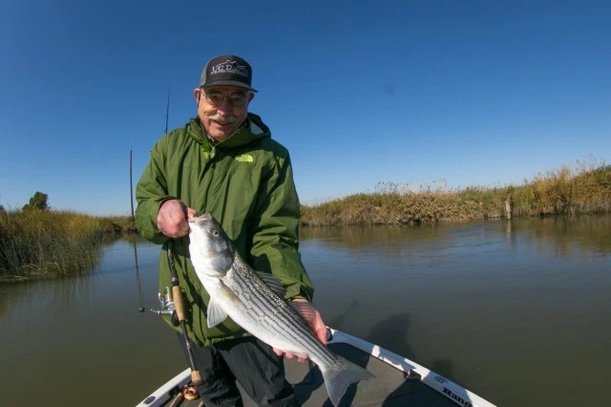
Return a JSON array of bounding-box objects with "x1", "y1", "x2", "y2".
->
[{"x1": 178, "y1": 335, "x2": 296, "y2": 407}]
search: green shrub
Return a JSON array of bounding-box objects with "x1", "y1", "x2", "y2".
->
[{"x1": 0, "y1": 211, "x2": 106, "y2": 281}]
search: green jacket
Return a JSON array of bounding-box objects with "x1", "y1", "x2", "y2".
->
[{"x1": 135, "y1": 114, "x2": 314, "y2": 346}]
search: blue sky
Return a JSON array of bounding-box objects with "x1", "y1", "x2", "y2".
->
[{"x1": 1, "y1": 0, "x2": 609, "y2": 216}]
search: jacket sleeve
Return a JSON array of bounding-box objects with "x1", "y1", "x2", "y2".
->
[
  {"x1": 250, "y1": 152, "x2": 314, "y2": 302},
  {"x1": 135, "y1": 137, "x2": 175, "y2": 244}
]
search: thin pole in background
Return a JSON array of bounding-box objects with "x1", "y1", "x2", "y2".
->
[
  {"x1": 129, "y1": 148, "x2": 134, "y2": 219},
  {"x1": 165, "y1": 85, "x2": 171, "y2": 133}
]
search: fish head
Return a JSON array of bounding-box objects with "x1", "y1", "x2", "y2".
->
[{"x1": 188, "y1": 213, "x2": 235, "y2": 278}]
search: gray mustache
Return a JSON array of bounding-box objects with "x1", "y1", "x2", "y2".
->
[{"x1": 209, "y1": 114, "x2": 237, "y2": 124}]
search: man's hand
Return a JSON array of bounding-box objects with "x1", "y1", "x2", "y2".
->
[
  {"x1": 157, "y1": 199, "x2": 197, "y2": 238},
  {"x1": 273, "y1": 299, "x2": 328, "y2": 362}
]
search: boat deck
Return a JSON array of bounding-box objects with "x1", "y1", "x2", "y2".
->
[{"x1": 161, "y1": 342, "x2": 457, "y2": 406}]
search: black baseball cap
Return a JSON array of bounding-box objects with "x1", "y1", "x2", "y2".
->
[{"x1": 199, "y1": 55, "x2": 257, "y2": 92}]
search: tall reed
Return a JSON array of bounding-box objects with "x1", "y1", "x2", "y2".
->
[
  {"x1": 511, "y1": 164, "x2": 611, "y2": 216},
  {"x1": 301, "y1": 163, "x2": 610, "y2": 226},
  {"x1": 0, "y1": 210, "x2": 107, "y2": 281}
]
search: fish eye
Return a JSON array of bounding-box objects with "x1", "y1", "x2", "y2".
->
[{"x1": 212, "y1": 229, "x2": 220, "y2": 237}]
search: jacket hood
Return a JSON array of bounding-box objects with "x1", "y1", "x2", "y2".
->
[{"x1": 186, "y1": 113, "x2": 271, "y2": 149}]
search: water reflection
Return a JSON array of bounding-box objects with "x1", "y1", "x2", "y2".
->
[
  {"x1": 128, "y1": 235, "x2": 146, "y2": 310},
  {"x1": 0, "y1": 270, "x2": 98, "y2": 323},
  {"x1": 498, "y1": 215, "x2": 611, "y2": 259},
  {"x1": 1, "y1": 216, "x2": 610, "y2": 407},
  {"x1": 302, "y1": 223, "x2": 443, "y2": 249},
  {"x1": 302, "y1": 216, "x2": 611, "y2": 267},
  {"x1": 0, "y1": 284, "x2": 26, "y2": 318},
  {"x1": 0, "y1": 233, "x2": 139, "y2": 319}
]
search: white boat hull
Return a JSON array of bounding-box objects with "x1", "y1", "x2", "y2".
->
[{"x1": 136, "y1": 328, "x2": 496, "y2": 407}]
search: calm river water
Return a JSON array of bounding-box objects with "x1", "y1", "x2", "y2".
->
[{"x1": 1, "y1": 216, "x2": 610, "y2": 406}]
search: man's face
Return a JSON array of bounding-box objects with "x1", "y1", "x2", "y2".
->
[{"x1": 194, "y1": 85, "x2": 253, "y2": 142}]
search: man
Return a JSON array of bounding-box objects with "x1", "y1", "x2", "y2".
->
[{"x1": 135, "y1": 55, "x2": 327, "y2": 406}]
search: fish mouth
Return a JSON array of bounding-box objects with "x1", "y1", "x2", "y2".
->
[{"x1": 189, "y1": 213, "x2": 213, "y2": 224}]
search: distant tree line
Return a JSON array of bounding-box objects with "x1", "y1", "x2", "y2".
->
[
  {"x1": 23, "y1": 192, "x2": 49, "y2": 211},
  {"x1": 0, "y1": 191, "x2": 49, "y2": 213}
]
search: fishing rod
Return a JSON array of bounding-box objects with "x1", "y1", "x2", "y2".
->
[
  {"x1": 137, "y1": 86, "x2": 201, "y2": 401},
  {"x1": 161, "y1": 86, "x2": 203, "y2": 396},
  {"x1": 140, "y1": 241, "x2": 202, "y2": 401},
  {"x1": 167, "y1": 240, "x2": 202, "y2": 388},
  {"x1": 160, "y1": 90, "x2": 201, "y2": 383}
]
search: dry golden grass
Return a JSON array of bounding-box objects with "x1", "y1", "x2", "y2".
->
[
  {"x1": 0, "y1": 210, "x2": 122, "y2": 282},
  {"x1": 1, "y1": 163, "x2": 608, "y2": 278},
  {"x1": 301, "y1": 163, "x2": 610, "y2": 226}
]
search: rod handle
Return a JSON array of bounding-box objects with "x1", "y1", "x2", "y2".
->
[
  {"x1": 191, "y1": 369, "x2": 202, "y2": 384},
  {"x1": 172, "y1": 285, "x2": 186, "y2": 322}
]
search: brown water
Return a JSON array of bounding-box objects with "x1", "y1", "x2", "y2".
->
[{"x1": 1, "y1": 216, "x2": 610, "y2": 406}]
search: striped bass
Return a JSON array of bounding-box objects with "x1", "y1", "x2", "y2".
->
[{"x1": 187, "y1": 213, "x2": 373, "y2": 406}]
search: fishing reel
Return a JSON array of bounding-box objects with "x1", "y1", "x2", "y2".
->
[{"x1": 138, "y1": 287, "x2": 179, "y2": 326}]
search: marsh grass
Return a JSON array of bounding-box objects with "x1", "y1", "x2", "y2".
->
[
  {"x1": 1, "y1": 164, "x2": 608, "y2": 278},
  {"x1": 301, "y1": 163, "x2": 611, "y2": 226},
  {"x1": 0, "y1": 210, "x2": 112, "y2": 282},
  {"x1": 511, "y1": 164, "x2": 611, "y2": 216}
]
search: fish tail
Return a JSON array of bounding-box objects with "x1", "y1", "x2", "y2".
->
[{"x1": 322, "y1": 357, "x2": 374, "y2": 406}]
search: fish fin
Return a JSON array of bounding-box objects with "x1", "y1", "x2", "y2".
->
[
  {"x1": 206, "y1": 297, "x2": 228, "y2": 328},
  {"x1": 322, "y1": 357, "x2": 374, "y2": 406},
  {"x1": 255, "y1": 271, "x2": 286, "y2": 297},
  {"x1": 295, "y1": 351, "x2": 308, "y2": 359},
  {"x1": 290, "y1": 300, "x2": 318, "y2": 321}
]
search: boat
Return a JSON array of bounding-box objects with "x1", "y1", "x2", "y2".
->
[{"x1": 136, "y1": 328, "x2": 496, "y2": 407}]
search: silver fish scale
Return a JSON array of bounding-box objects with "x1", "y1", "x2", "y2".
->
[{"x1": 222, "y1": 253, "x2": 338, "y2": 368}]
